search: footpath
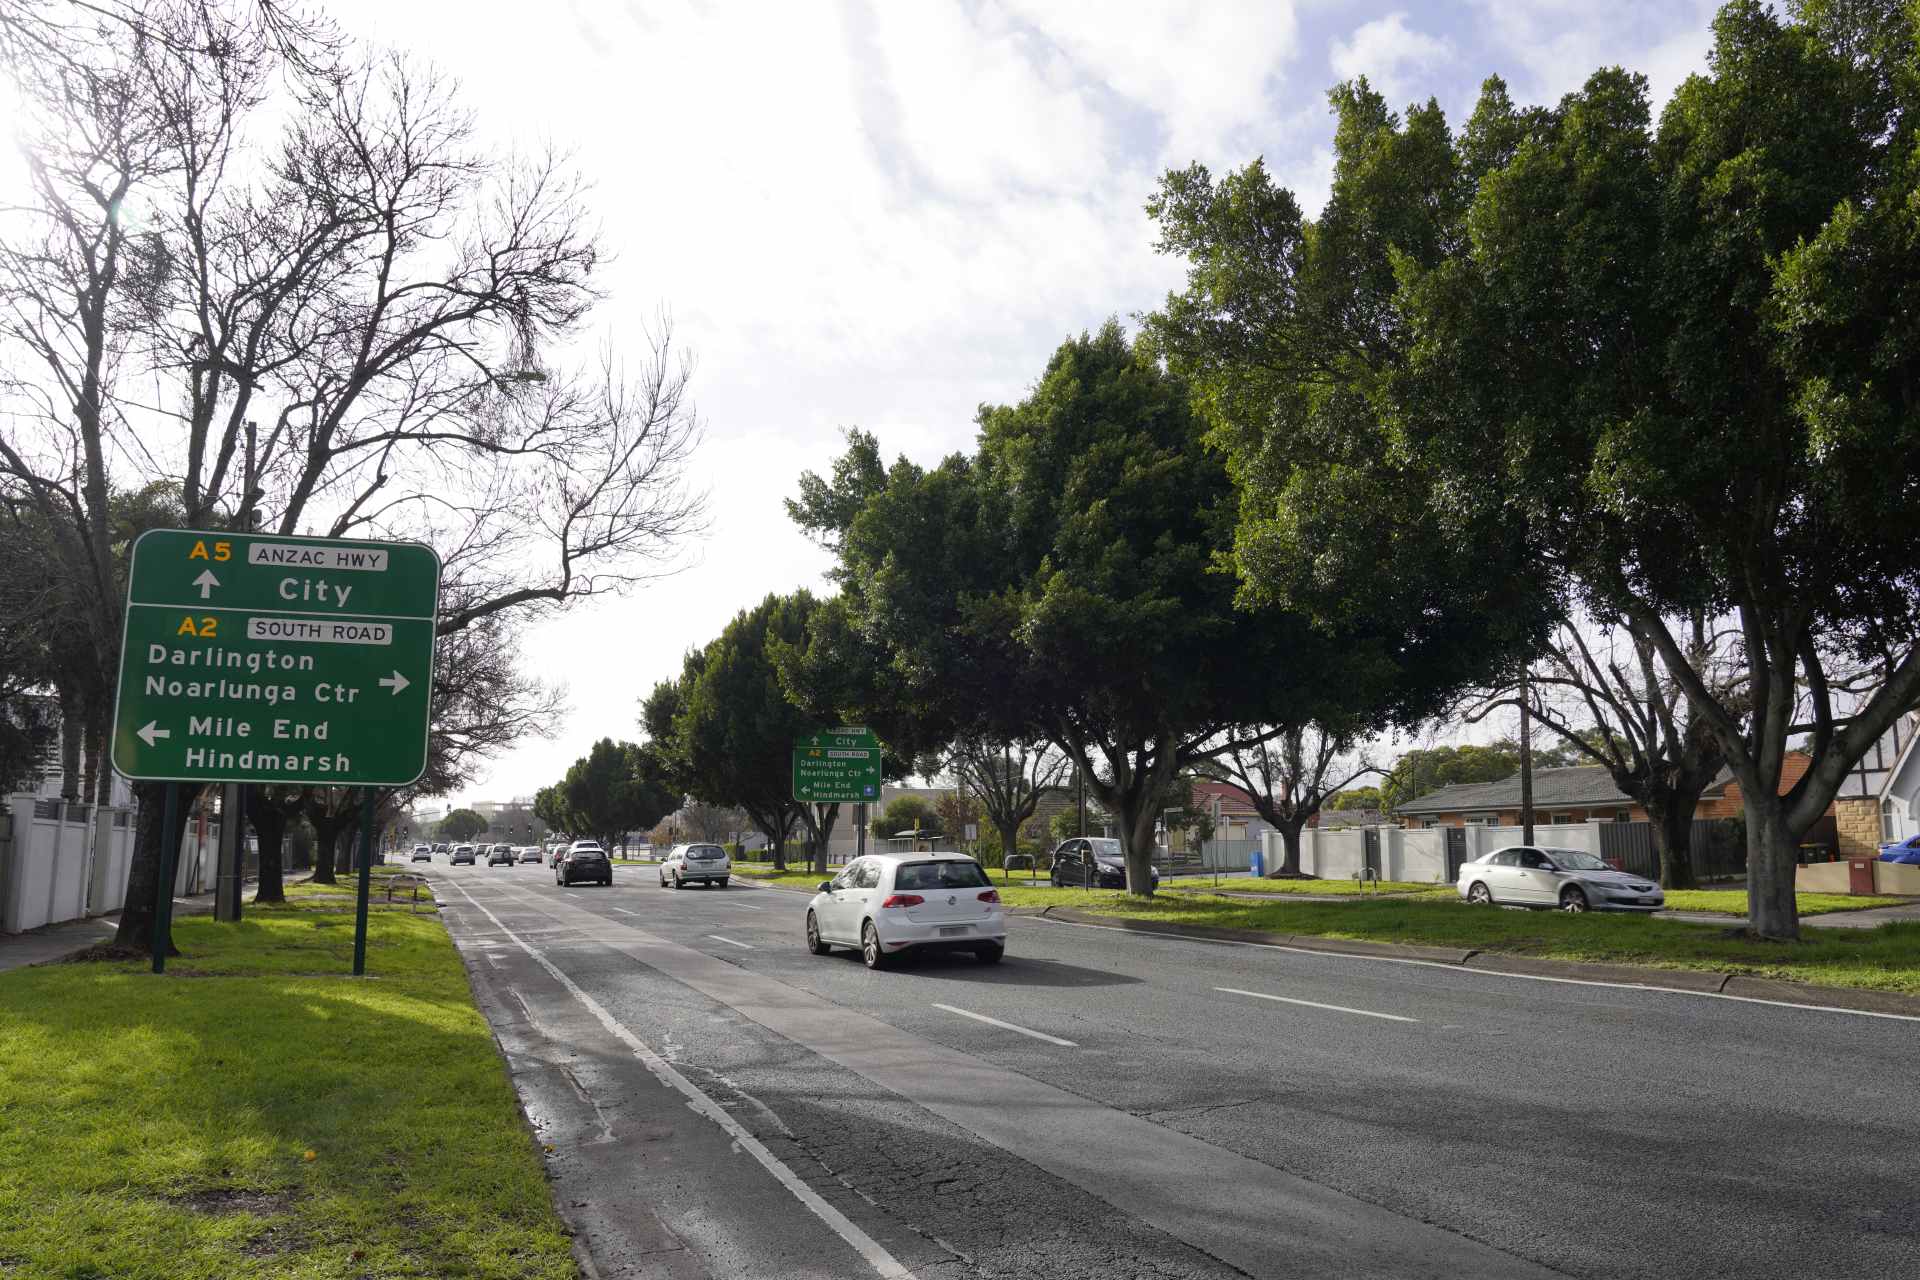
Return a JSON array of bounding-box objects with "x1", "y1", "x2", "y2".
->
[{"x1": 0, "y1": 886, "x2": 230, "y2": 975}]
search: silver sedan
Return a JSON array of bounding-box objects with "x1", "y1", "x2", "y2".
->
[{"x1": 1457, "y1": 846, "x2": 1664, "y2": 913}]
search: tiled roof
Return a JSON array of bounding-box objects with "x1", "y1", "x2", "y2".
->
[{"x1": 1392, "y1": 766, "x2": 1634, "y2": 815}]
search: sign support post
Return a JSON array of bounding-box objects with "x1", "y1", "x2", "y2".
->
[
  {"x1": 153, "y1": 783, "x2": 179, "y2": 975},
  {"x1": 352, "y1": 787, "x2": 374, "y2": 976}
]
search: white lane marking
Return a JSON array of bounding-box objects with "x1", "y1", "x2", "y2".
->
[
  {"x1": 932, "y1": 1003, "x2": 1077, "y2": 1047},
  {"x1": 729, "y1": 903, "x2": 765, "y2": 910},
  {"x1": 612, "y1": 907, "x2": 639, "y2": 916},
  {"x1": 1215, "y1": 986, "x2": 1419, "y2": 1024},
  {"x1": 1037, "y1": 916, "x2": 1920, "y2": 1024},
  {"x1": 444, "y1": 880, "x2": 915, "y2": 1280},
  {"x1": 707, "y1": 934, "x2": 755, "y2": 950}
]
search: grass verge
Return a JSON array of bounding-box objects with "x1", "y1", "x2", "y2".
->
[
  {"x1": 0, "y1": 896, "x2": 574, "y2": 1280},
  {"x1": 1055, "y1": 894, "x2": 1920, "y2": 994},
  {"x1": 1659, "y1": 889, "x2": 1907, "y2": 916}
]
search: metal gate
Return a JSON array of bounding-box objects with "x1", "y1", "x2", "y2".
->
[
  {"x1": 1362, "y1": 827, "x2": 1381, "y2": 879},
  {"x1": 1444, "y1": 826, "x2": 1467, "y2": 881}
]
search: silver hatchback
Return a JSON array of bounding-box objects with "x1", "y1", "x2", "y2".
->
[{"x1": 1457, "y1": 846, "x2": 1664, "y2": 913}]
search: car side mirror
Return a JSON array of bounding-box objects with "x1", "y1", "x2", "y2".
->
[{"x1": 817, "y1": 881, "x2": 832, "y2": 893}]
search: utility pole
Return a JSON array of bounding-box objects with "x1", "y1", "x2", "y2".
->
[{"x1": 1519, "y1": 670, "x2": 1536, "y2": 844}]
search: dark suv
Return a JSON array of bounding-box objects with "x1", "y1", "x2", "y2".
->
[
  {"x1": 555, "y1": 841, "x2": 612, "y2": 887},
  {"x1": 1049, "y1": 837, "x2": 1160, "y2": 890}
]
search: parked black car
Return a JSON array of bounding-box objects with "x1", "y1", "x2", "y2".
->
[{"x1": 1049, "y1": 837, "x2": 1161, "y2": 890}]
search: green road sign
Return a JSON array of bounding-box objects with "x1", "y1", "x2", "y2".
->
[
  {"x1": 110, "y1": 529, "x2": 440, "y2": 785},
  {"x1": 793, "y1": 725, "x2": 882, "y2": 803}
]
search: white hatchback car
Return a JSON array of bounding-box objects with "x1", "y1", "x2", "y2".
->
[
  {"x1": 659, "y1": 842, "x2": 731, "y2": 889},
  {"x1": 805, "y1": 853, "x2": 1006, "y2": 968}
]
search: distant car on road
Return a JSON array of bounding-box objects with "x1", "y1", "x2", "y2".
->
[
  {"x1": 805, "y1": 853, "x2": 1004, "y2": 969},
  {"x1": 1457, "y1": 846, "x2": 1664, "y2": 913},
  {"x1": 660, "y1": 842, "x2": 731, "y2": 889},
  {"x1": 517, "y1": 846, "x2": 542, "y2": 864},
  {"x1": 487, "y1": 843, "x2": 515, "y2": 867},
  {"x1": 547, "y1": 843, "x2": 568, "y2": 867},
  {"x1": 555, "y1": 840, "x2": 612, "y2": 887},
  {"x1": 1878, "y1": 835, "x2": 1920, "y2": 863},
  {"x1": 411, "y1": 844, "x2": 432, "y2": 862},
  {"x1": 1049, "y1": 837, "x2": 1160, "y2": 890},
  {"x1": 450, "y1": 844, "x2": 477, "y2": 866},
  {"x1": 432, "y1": 842, "x2": 450, "y2": 855}
]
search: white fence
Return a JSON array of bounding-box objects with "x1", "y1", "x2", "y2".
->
[
  {"x1": 1, "y1": 795, "x2": 137, "y2": 933},
  {"x1": 1262, "y1": 821, "x2": 1609, "y2": 884}
]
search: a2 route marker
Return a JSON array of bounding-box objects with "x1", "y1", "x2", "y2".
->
[{"x1": 111, "y1": 529, "x2": 441, "y2": 976}]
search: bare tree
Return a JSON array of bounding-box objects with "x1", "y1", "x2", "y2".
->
[
  {"x1": 1207, "y1": 723, "x2": 1376, "y2": 878},
  {"x1": 944, "y1": 738, "x2": 1069, "y2": 861},
  {"x1": 1464, "y1": 613, "x2": 1742, "y2": 888},
  {"x1": 0, "y1": 1, "x2": 705, "y2": 956}
]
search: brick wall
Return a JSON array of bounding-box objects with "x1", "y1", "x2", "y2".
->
[{"x1": 1835, "y1": 797, "x2": 1882, "y2": 860}]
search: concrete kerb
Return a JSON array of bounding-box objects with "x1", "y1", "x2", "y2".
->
[{"x1": 1037, "y1": 906, "x2": 1920, "y2": 1018}]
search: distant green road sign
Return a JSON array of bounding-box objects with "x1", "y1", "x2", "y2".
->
[
  {"x1": 793, "y1": 726, "x2": 882, "y2": 803},
  {"x1": 110, "y1": 529, "x2": 440, "y2": 785}
]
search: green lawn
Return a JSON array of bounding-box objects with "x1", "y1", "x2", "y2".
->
[
  {"x1": 0, "y1": 895, "x2": 574, "y2": 1279},
  {"x1": 1659, "y1": 889, "x2": 1907, "y2": 916},
  {"x1": 1054, "y1": 893, "x2": 1920, "y2": 994}
]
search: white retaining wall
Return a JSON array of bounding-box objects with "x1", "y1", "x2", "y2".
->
[
  {"x1": 1, "y1": 795, "x2": 136, "y2": 932},
  {"x1": 1261, "y1": 821, "x2": 1608, "y2": 884}
]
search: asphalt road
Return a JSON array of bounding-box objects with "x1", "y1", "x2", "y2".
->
[{"x1": 428, "y1": 861, "x2": 1920, "y2": 1280}]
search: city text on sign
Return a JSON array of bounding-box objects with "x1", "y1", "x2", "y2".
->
[{"x1": 110, "y1": 530, "x2": 440, "y2": 785}]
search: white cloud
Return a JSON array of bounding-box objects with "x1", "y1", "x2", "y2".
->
[{"x1": 1328, "y1": 12, "x2": 1453, "y2": 107}]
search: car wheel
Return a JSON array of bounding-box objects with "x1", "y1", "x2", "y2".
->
[
  {"x1": 673, "y1": 873, "x2": 684, "y2": 890},
  {"x1": 1467, "y1": 882, "x2": 1493, "y2": 906},
  {"x1": 659, "y1": 874, "x2": 668, "y2": 889},
  {"x1": 1560, "y1": 886, "x2": 1590, "y2": 913},
  {"x1": 806, "y1": 911, "x2": 832, "y2": 955},
  {"x1": 974, "y1": 943, "x2": 1004, "y2": 965},
  {"x1": 861, "y1": 921, "x2": 889, "y2": 970}
]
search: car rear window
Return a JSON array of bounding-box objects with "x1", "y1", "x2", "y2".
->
[
  {"x1": 894, "y1": 861, "x2": 990, "y2": 891},
  {"x1": 688, "y1": 844, "x2": 724, "y2": 859}
]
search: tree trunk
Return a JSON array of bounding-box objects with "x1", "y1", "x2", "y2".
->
[
  {"x1": 1276, "y1": 820, "x2": 1305, "y2": 877},
  {"x1": 998, "y1": 819, "x2": 1020, "y2": 860},
  {"x1": 57, "y1": 696, "x2": 81, "y2": 802},
  {"x1": 112, "y1": 780, "x2": 202, "y2": 955},
  {"x1": 83, "y1": 706, "x2": 109, "y2": 806},
  {"x1": 1119, "y1": 795, "x2": 1159, "y2": 897},
  {"x1": 1649, "y1": 799, "x2": 1698, "y2": 891},
  {"x1": 311, "y1": 819, "x2": 343, "y2": 884},
  {"x1": 250, "y1": 793, "x2": 288, "y2": 904},
  {"x1": 1744, "y1": 799, "x2": 1800, "y2": 941},
  {"x1": 810, "y1": 803, "x2": 839, "y2": 875}
]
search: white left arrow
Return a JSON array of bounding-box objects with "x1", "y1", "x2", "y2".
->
[
  {"x1": 378, "y1": 671, "x2": 410, "y2": 696},
  {"x1": 192, "y1": 569, "x2": 220, "y2": 599},
  {"x1": 136, "y1": 721, "x2": 171, "y2": 747}
]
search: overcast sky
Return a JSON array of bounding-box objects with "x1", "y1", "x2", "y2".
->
[{"x1": 321, "y1": 0, "x2": 1723, "y2": 805}]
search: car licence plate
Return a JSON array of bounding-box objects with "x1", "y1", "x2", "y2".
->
[{"x1": 938, "y1": 925, "x2": 970, "y2": 937}]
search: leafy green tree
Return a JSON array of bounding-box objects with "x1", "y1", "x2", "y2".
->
[
  {"x1": 1148, "y1": 5, "x2": 1920, "y2": 938},
  {"x1": 646, "y1": 594, "x2": 821, "y2": 870},
  {"x1": 795, "y1": 324, "x2": 1492, "y2": 895},
  {"x1": 877, "y1": 794, "x2": 937, "y2": 837},
  {"x1": 439, "y1": 808, "x2": 487, "y2": 842},
  {"x1": 1380, "y1": 744, "x2": 1525, "y2": 812},
  {"x1": 1327, "y1": 786, "x2": 1383, "y2": 812},
  {"x1": 559, "y1": 739, "x2": 676, "y2": 852}
]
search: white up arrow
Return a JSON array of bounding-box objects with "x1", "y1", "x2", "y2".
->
[
  {"x1": 136, "y1": 720, "x2": 171, "y2": 747},
  {"x1": 192, "y1": 569, "x2": 220, "y2": 599},
  {"x1": 378, "y1": 671, "x2": 410, "y2": 696}
]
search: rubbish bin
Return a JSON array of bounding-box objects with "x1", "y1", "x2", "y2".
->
[{"x1": 1249, "y1": 845, "x2": 1264, "y2": 878}]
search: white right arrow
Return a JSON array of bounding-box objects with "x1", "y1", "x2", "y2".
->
[
  {"x1": 136, "y1": 720, "x2": 171, "y2": 747},
  {"x1": 192, "y1": 569, "x2": 220, "y2": 599},
  {"x1": 378, "y1": 671, "x2": 410, "y2": 696}
]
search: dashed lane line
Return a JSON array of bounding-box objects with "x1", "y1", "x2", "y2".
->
[
  {"x1": 1214, "y1": 986, "x2": 1420, "y2": 1024},
  {"x1": 931, "y1": 1003, "x2": 1077, "y2": 1047}
]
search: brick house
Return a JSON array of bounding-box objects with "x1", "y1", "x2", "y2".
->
[{"x1": 1834, "y1": 711, "x2": 1919, "y2": 858}]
